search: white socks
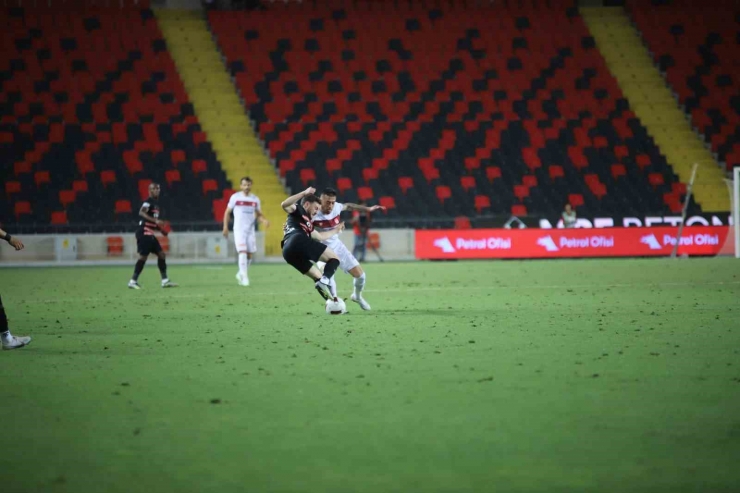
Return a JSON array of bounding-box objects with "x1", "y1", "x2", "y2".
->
[
  {"x1": 353, "y1": 272, "x2": 366, "y2": 296},
  {"x1": 238, "y1": 253, "x2": 248, "y2": 278},
  {"x1": 329, "y1": 276, "x2": 337, "y2": 297}
]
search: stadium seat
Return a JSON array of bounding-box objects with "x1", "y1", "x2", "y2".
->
[
  {"x1": 115, "y1": 200, "x2": 133, "y2": 214},
  {"x1": 14, "y1": 201, "x2": 32, "y2": 219},
  {"x1": 379, "y1": 196, "x2": 396, "y2": 210},
  {"x1": 627, "y1": 0, "x2": 740, "y2": 170},
  {"x1": 107, "y1": 236, "x2": 124, "y2": 257},
  {"x1": 51, "y1": 211, "x2": 68, "y2": 225},
  {"x1": 454, "y1": 216, "x2": 472, "y2": 229},
  {"x1": 1, "y1": 5, "x2": 227, "y2": 227}
]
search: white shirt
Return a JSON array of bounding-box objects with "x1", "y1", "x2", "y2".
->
[
  {"x1": 312, "y1": 202, "x2": 343, "y2": 248},
  {"x1": 562, "y1": 211, "x2": 577, "y2": 228},
  {"x1": 227, "y1": 192, "x2": 261, "y2": 231}
]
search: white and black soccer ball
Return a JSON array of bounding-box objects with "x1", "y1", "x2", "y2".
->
[{"x1": 325, "y1": 298, "x2": 347, "y2": 315}]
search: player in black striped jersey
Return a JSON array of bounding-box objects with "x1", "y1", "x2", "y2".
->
[
  {"x1": 128, "y1": 182, "x2": 178, "y2": 289},
  {"x1": 281, "y1": 187, "x2": 344, "y2": 302}
]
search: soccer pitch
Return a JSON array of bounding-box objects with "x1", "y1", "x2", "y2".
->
[{"x1": 1, "y1": 258, "x2": 739, "y2": 493}]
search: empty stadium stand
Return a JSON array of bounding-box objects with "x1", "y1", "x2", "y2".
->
[
  {"x1": 627, "y1": 0, "x2": 740, "y2": 172},
  {"x1": 0, "y1": 3, "x2": 229, "y2": 231},
  {"x1": 209, "y1": 0, "x2": 701, "y2": 221}
]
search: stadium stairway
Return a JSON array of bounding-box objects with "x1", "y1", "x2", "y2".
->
[
  {"x1": 581, "y1": 6, "x2": 729, "y2": 212},
  {"x1": 154, "y1": 9, "x2": 285, "y2": 254}
]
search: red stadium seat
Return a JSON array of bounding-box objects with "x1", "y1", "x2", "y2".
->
[
  {"x1": 5, "y1": 181, "x2": 21, "y2": 195},
  {"x1": 454, "y1": 216, "x2": 472, "y2": 229},
  {"x1": 568, "y1": 194, "x2": 585, "y2": 208},
  {"x1": 192, "y1": 160, "x2": 207, "y2": 174},
  {"x1": 115, "y1": 200, "x2": 133, "y2": 214},
  {"x1": 101, "y1": 170, "x2": 117, "y2": 187},
  {"x1": 337, "y1": 177, "x2": 352, "y2": 194},
  {"x1": 435, "y1": 186, "x2": 452, "y2": 203},
  {"x1": 474, "y1": 195, "x2": 491, "y2": 214},
  {"x1": 165, "y1": 170, "x2": 181, "y2": 186},
  {"x1": 460, "y1": 176, "x2": 476, "y2": 192},
  {"x1": 357, "y1": 186, "x2": 374, "y2": 201},
  {"x1": 14, "y1": 201, "x2": 31, "y2": 219},
  {"x1": 398, "y1": 177, "x2": 414, "y2": 194},
  {"x1": 59, "y1": 190, "x2": 76, "y2": 207},
  {"x1": 485, "y1": 167, "x2": 501, "y2": 182},
  {"x1": 35, "y1": 171, "x2": 50, "y2": 187},
  {"x1": 299, "y1": 168, "x2": 316, "y2": 186},
  {"x1": 51, "y1": 211, "x2": 68, "y2": 225},
  {"x1": 107, "y1": 236, "x2": 124, "y2": 257},
  {"x1": 379, "y1": 196, "x2": 396, "y2": 209},
  {"x1": 202, "y1": 179, "x2": 218, "y2": 195}
]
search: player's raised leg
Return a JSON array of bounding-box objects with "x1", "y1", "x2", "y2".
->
[{"x1": 314, "y1": 247, "x2": 341, "y2": 300}]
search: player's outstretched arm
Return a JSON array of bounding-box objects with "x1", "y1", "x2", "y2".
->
[
  {"x1": 311, "y1": 222, "x2": 345, "y2": 242},
  {"x1": 0, "y1": 228, "x2": 24, "y2": 251},
  {"x1": 281, "y1": 187, "x2": 315, "y2": 213},
  {"x1": 222, "y1": 207, "x2": 233, "y2": 238},
  {"x1": 343, "y1": 203, "x2": 387, "y2": 213}
]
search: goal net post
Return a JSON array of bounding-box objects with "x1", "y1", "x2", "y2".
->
[{"x1": 672, "y1": 163, "x2": 737, "y2": 258}]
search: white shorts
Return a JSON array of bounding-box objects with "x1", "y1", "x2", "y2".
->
[
  {"x1": 329, "y1": 241, "x2": 360, "y2": 273},
  {"x1": 234, "y1": 229, "x2": 256, "y2": 254}
]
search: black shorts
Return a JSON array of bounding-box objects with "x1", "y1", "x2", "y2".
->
[
  {"x1": 282, "y1": 233, "x2": 327, "y2": 274},
  {"x1": 136, "y1": 232, "x2": 163, "y2": 256}
]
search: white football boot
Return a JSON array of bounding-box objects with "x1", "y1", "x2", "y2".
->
[
  {"x1": 236, "y1": 272, "x2": 250, "y2": 287},
  {"x1": 351, "y1": 293, "x2": 371, "y2": 311},
  {"x1": 2, "y1": 334, "x2": 32, "y2": 350}
]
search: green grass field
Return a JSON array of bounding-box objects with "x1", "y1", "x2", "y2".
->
[{"x1": 1, "y1": 258, "x2": 740, "y2": 493}]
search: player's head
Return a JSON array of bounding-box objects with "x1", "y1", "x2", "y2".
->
[
  {"x1": 319, "y1": 187, "x2": 337, "y2": 214},
  {"x1": 148, "y1": 182, "x2": 161, "y2": 199},
  {"x1": 240, "y1": 177, "x2": 252, "y2": 194},
  {"x1": 301, "y1": 194, "x2": 321, "y2": 217},
  {"x1": 564, "y1": 203, "x2": 572, "y2": 213}
]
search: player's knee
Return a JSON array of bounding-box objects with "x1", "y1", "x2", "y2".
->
[{"x1": 350, "y1": 265, "x2": 364, "y2": 278}]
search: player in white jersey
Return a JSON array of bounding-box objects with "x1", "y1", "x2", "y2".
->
[
  {"x1": 222, "y1": 177, "x2": 270, "y2": 286},
  {"x1": 313, "y1": 187, "x2": 386, "y2": 310}
]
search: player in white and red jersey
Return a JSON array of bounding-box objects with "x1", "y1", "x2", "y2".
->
[
  {"x1": 313, "y1": 187, "x2": 386, "y2": 310},
  {"x1": 222, "y1": 177, "x2": 270, "y2": 286}
]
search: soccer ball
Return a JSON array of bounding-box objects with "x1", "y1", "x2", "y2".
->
[{"x1": 325, "y1": 298, "x2": 347, "y2": 315}]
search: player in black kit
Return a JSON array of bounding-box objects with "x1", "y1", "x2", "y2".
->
[
  {"x1": 281, "y1": 187, "x2": 344, "y2": 301},
  {"x1": 128, "y1": 182, "x2": 178, "y2": 289},
  {"x1": 0, "y1": 227, "x2": 31, "y2": 350}
]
